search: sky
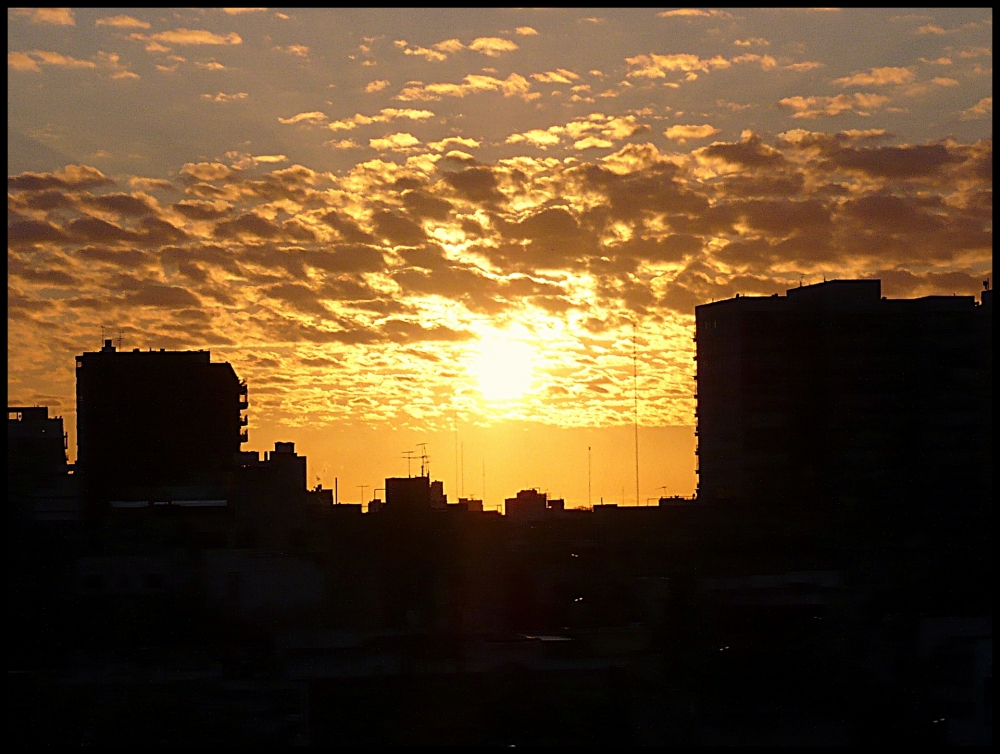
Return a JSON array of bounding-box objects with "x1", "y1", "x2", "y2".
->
[{"x1": 8, "y1": 8, "x2": 993, "y2": 508}]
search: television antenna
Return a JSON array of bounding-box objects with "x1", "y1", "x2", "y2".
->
[
  {"x1": 416, "y1": 442, "x2": 429, "y2": 478},
  {"x1": 633, "y1": 322, "x2": 640, "y2": 507},
  {"x1": 402, "y1": 450, "x2": 415, "y2": 477},
  {"x1": 358, "y1": 484, "x2": 368, "y2": 502}
]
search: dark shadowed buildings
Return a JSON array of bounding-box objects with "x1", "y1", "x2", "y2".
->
[
  {"x1": 694, "y1": 279, "x2": 992, "y2": 508},
  {"x1": 75, "y1": 340, "x2": 247, "y2": 509}
]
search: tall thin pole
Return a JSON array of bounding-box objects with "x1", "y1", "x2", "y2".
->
[
  {"x1": 633, "y1": 322, "x2": 640, "y2": 507},
  {"x1": 454, "y1": 414, "x2": 459, "y2": 501},
  {"x1": 588, "y1": 446, "x2": 592, "y2": 507},
  {"x1": 461, "y1": 440, "x2": 465, "y2": 498},
  {"x1": 482, "y1": 460, "x2": 485, "y2": 505}
]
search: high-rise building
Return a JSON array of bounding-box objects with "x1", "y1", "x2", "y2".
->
[
  {"x1": 75, "y1": 340, "x2": 247, "y2": 507},
  {"x1": 695, "y1": 280, "x2": 991, "y2": 507}
]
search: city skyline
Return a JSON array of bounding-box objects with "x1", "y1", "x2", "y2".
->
[{"x1": 8, "y1": 8, "x2": 993, "y2": 505}]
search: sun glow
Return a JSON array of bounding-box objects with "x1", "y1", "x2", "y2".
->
[{"x1": 469, "y1": 333, "x2": 535, "y2": 401}]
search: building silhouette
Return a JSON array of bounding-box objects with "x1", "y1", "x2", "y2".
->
[
  {"x1": 695, "y1": 279, "x2": 992, "y2": 507},
  {"x1": 75, "y1": 340, "x2": 247, "y2": 508}
]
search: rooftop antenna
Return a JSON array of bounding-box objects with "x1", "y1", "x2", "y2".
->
[
  {"x1": 402, "y1": 450, "x2": 415, "y2": 477},
  {"x1": 417, "y1": 442, "x2": 429, "y2": 478},
  {"x1": 358, "y1": 484, "x2": 368, "y2": 502},
  {"x1": 116, "y1": 328, "x2": 123, "y2": 351},
  {"x1": 100, "y1": 324, "x2": 105, "y2": 345},
  {"x1": 461, "y1": 440, "x2": 465, "y2": 498},
  {"x1": 454, "y1": 412, "x2": 459, "y2": 500},
  {"x1": 633, "y1": 321, "x2": 640, "y2": 507},
  {"x1": 482, "y1": 460, "x2": 485, "y2": 504}
]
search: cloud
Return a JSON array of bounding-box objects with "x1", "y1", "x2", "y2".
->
[
  {"x1": 832, "y1": 66, "x2": 915, "y2": 87},
  {"x1": 365, "y1": 79, "x2": 390, "y2": 93},
  {"x1": 278, "y1": 111, "x2": 329, "y2": 125},
  {"x1": 779, "y1": 93, "x2": 890, "y2": 118},
  {"x1": 428, "y1": 136, "x2": 481, "y2": 151},
  {"x1": 326, "y1": 107, "x2": 435, "y2": 131},
  {"x1": 664, "y1": 124, "x2": 721, "y2": 143},
  {"x1": 506, "y1": 128, "x2": 564, "y2": 148},
  {"x1": 734, "y1": 38, "x2": 769, "y2": 47},
  {"x1": 369, "y1": 132, "x2": 421, "y2": 152},
  {"x1": 396, "y1": 73, "x2": 537, "y2": 102},
  {"x1": 515, "y1": 26, "x2": 538, "y2": 36},
  {"x1": 202, "y1": 92, "x2": 248, "y2": 103},
  {"x1": 11, "y1": 50, "x2": 96, "y2": 70},
  {"x1": 433, "y1": 39, "x2": 466, "y2": 54},
  {"x1": 657, "y1": 9, "x2": 731, "y2": 18},
  {"x1": 180, "y1": 162, "x2": 233, "y2": 181},
  {"x1": 275, "y1": 44, "x2": 309, "y2": 57},
  {"x1": 916, "y1": 23, "x2": 946, "y2": 35},
  {"x1": 574, "y1": 136, "x2": 614, "y2": 150},
  {"x1": 625, "y1": 53, "x2": 730, "y2": 78},
  {"x1": 8, "y1": 52, "x2": 40, "y2": 72},
  {"x1": 9, "y1": 165, "x2": 114, "y2": 191},
  {"x1": 960, "y1": 97, "x2": 992, "y2": 121},
  {"x1": 468, "y1": 37, "x2": 519, "y2": 57},
  {"x1": 732, "y1": 53, "x2": 778, "y2": 71},
  {"x1": 326, "y1": 139, "x2": 362, "y2": 150},
  {"x1": 531, "y1": 68, "x2": 580, "y2": 84},
  {"x1": 95, "y1": 14, "x2": 150, "y2": 29},
  {"x1": 11, "y1": 8, "x2": 75, "y2": 25},
  {"x1": 137, "y1": 29, "x2": 243, "y2": 46}
]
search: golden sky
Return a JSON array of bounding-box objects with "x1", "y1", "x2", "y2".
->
[{"x1": 8, "y1": 8, "x2": 993, "y2": 506}]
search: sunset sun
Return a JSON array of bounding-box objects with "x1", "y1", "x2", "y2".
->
[{"x1": 470, "y1": 335, "x2": 535, "y2": 401}]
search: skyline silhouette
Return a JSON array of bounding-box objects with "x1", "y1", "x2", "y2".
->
[{"x1": 7, "y1": 8, "x2": 993, "y2": 746}]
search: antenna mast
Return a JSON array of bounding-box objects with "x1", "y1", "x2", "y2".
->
[
  {"x1": 417, "y1": 442, "x2": 429, "y2": 477},
  {"x1": 588, "y1": 446, "x2": 592, "y2": 508},
  {"x1": 402, "y1": 450, "x2": 415, "y2": 477},
  {"x1": 633, "y1": 322, "x2": 640, "y2": 507}
]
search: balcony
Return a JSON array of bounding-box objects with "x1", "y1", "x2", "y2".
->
[
  {"x1": 240, "y1": 430, "x2": 248, "y2": 444},
  {"x1": 239, "y1": 415, "x2": 249, "y2": 426},
  {"x1": 238, "y1": 398, "x2": 249, "y2": 410}
]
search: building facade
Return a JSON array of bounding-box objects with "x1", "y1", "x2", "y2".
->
[
  {"x1": 76, "y1": 340, "x2": 248, "y2": 507},
  {"x1": 695, "y1": 280, "x2": 991, "y2": 507}
]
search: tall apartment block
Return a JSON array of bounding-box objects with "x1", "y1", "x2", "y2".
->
[
  {"x1": 695, "y1": 280, "x2": 992, "y2": 507},
  {"x1": 76, "y1": 340, "x2": 248, "y2": 506}
]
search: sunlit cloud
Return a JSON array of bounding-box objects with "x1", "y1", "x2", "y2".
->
[
  {"x1": 428, "y1": 136, "x2": 481, "y2": 151},
  {"x1": 395, "y1": 73, "x2": 538, "y2": 102},
  {"x1": 135, "y1": 29, "x2": 243, "y2": 46},
  {"x1": 664, "y1": 124, "x2": 721, "y2": 143},
  {"x1": 960, "y1": 96, "x2": 992, "y2": 120},
  {"x1": 365, "y1": 79, "x2": 391, "y2": 93},
  {"x1": 468, "y1": 37, "x2": 519, "y2": 57},
  {"x1": 202, "y1": 92, "x2": 249, "y2": 103},
  {"x1": 625, "y1": 53, "x2": 730, "y2": 79},
  {"x1": 369, "y1": 132, "x2": 422, "y2": 152},
  {"x1": 515, "y1": 26, "x2": 538, "y2": 36},
  {"x1": 832, "y1": 66, "x2": 915, "y2": 87},
  {"x1": 11, "y1": 7, "x2": 75, "y2": 25},
  {"x1": 657, "y1": 9, "x2": 732, "y2": 19},
  {"x1": 274, "y1": 44, "x2": 310, "y2": 57},
  {"x1": 95, "y1": 14, "x2": 150, "y2": 29},
  {"x1": 222, "y1": 7, "x2": 268, "y2": 14},
  {"x1": 324, "y1": 108, "x2": 435, "y2": 131},
  {"x1": 779, "y1": 93, "x2": 890, "y2": 118}
]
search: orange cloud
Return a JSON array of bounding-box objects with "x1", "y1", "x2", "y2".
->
[
  {"x1": 625, "y1": 53, "x2": 730, "y2": 78},
  {"x1": 365, "y1": 79, "x2": 391, "y2": 93},
  {"x1": 11, "y1": 8, "x2": 75, "y2": 25},
  {"x1": 779, "y1": 93, "x2": 890, "y2": 118},
  {"x1": 95, "y1": 14, "x2": 150, "y2": 29},
  {"x1": 832, "y1": 66, "x2": 915, "y2": 87},
  {"x1": 138, "y1": 29, "x2": 243, "y2": 46},
  {"x1": 396, "y1": 73, "x2": 537, "y2": 102},
  {"x1": 664, "y1": 124, "x2": 721, "y2": 143}
]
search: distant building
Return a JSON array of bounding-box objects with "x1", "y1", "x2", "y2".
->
[
  {"x1": 8, "y1": 406, "x2": 79, "y2": 521},
  {"x1": 505, "y1": 489, "x2": 567, "y2": 520},
  {"x1": 458, "y1": 497, "x2": 484, "y2": 512},
  {"x1": 695, "y1": 279, "x2": 992, "y2": 506},
  {"x1": 75, "y1": 341, "x2": 247, "y2": 508}
]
